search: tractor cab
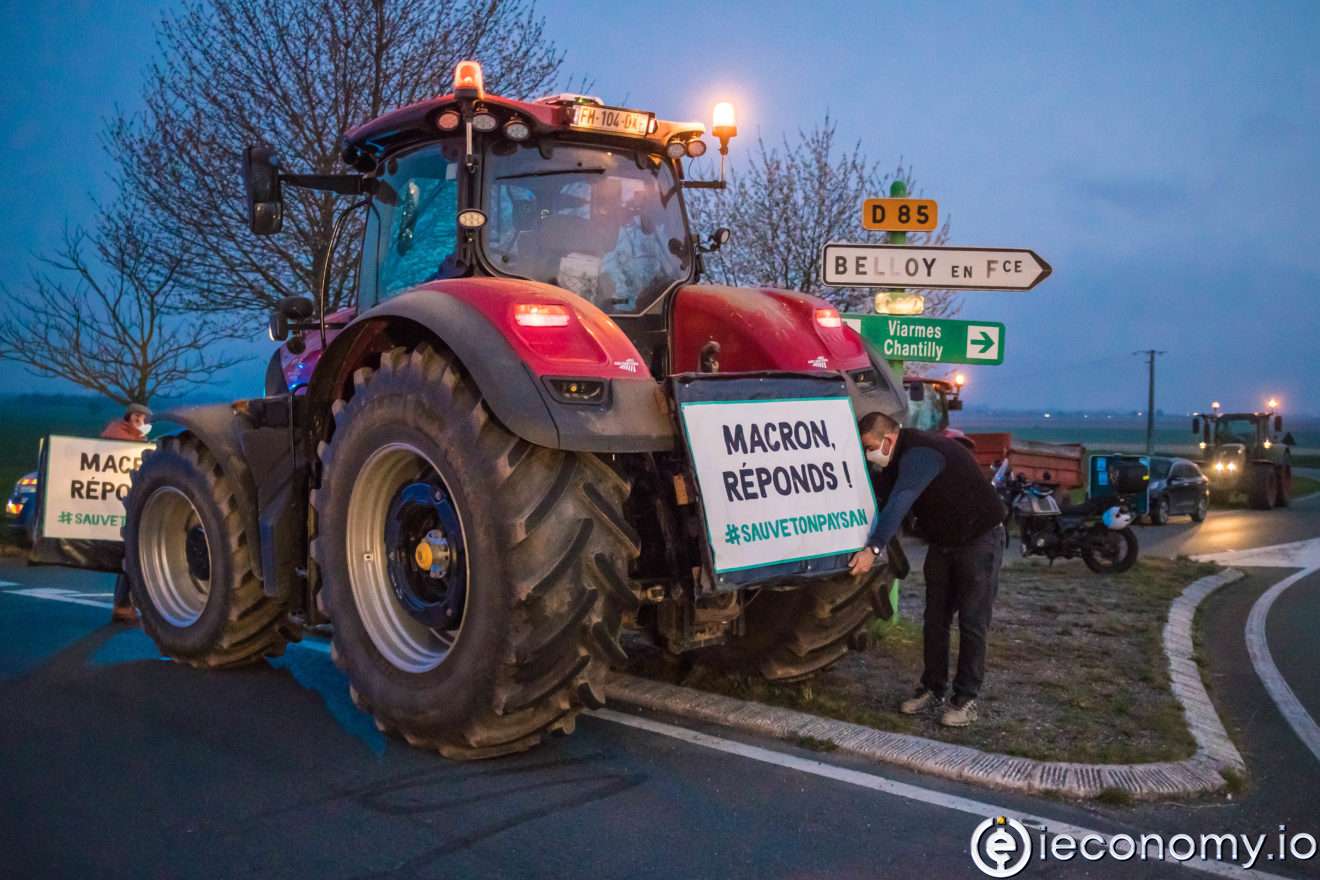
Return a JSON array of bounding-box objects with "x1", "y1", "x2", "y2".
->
[
  {"x1": 903, "y1": 373, "x2": 974, "y2": 449},
  {"x1": 333, "y1": 63, "x2": 725, "y2": 376}
]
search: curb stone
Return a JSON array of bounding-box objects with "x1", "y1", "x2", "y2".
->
[{"x1": 606, "y1": 568, "x2": 1247, "y2": 801}]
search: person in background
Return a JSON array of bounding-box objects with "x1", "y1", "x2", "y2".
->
[
  {"x1": 847, "y1": 411, "x2": 1006, "y2": 727},
  {"x1": 101, "y1": 402, "x2": 152, "y2": 443},
  {"x1": 101, "y1": 403, "x2": 153, "y2": 623}
]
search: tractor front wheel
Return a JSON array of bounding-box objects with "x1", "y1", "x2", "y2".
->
[
  {"x1": 1248, "y1": 465, "x2": 1276, "y2": 511},
  {"x1": 125, "y1": 435, "x2": 291, "y2": 667},
  {"x1": 695, "y1": 566, "x2": 886, "y2": 682},
  {"x1": 311, "y1": 344, "x2": 639, "y2": 759}
]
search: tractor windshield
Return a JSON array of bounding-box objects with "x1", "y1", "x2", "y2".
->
[
  {"x1": 1214, "y1": 417, "x2": 1256, "y2": 445},
  {"x1": 907, "y1": 385, "x2": 949, "y2": 432},
  {"x1": 483, "y1": 142, "x2": 691, "y2": 314}
]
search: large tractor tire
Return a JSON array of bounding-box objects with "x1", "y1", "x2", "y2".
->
[
  {"x1": 1248, "y1": 464, "x2": 1276, "y2": 510},
  {"x1": 695, "y1": 566, "x2": 887, "y2": 682},
  {"x1": 1276, "y1": 467, "x2": 1290, "y2": 508},
  {"x1": 125, "y1": 435, "x2": 291, "y2": 667},
  {"x1": 311, "y1": 344, "x2": 639, "y2": 760}
]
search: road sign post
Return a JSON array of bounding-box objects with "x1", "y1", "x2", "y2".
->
[
  {"x1": 844, "y1": 315, "x2": 1006, "y2": 365},
  {"x1": 823, "y1": 243, "x2": 1051, "y2": 291}
]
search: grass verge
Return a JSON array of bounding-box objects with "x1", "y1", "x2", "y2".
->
[{"x1": 628, "y1": 557, "x2": 1216, "y2": 766}]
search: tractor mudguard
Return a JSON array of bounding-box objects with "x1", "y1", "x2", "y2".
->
[
  {"x1": 310, "y1": 281, "x2": 675, "y2": 453},
  {"x1": 157, "y1": 402, "x2": 266, "y2": 585},
  {"x1": 160, "y1": 397, "x2": 308, "y2": 601}
]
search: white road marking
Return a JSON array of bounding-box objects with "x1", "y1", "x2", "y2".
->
[
  {"x1": 1245, "y1": 567, "x2": 1320, "y2": 766},
  {"x1": 1193, "y1": 539, "x2": 1320, "y2": 768},
  {"x1": 592, "y1": 709, "x2": 1287, "y2": 879}
]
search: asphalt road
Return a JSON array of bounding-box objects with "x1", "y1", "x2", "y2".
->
[
  {"x1": 2, "y1": 496, "x2": 1319, "y2": 880},
  {"x1": 1134, "y1": 489, "x2": 1320, "y2": 561}
]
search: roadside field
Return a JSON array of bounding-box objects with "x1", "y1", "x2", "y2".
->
[
  {"x1": 0, "y1": 395, "x2": 120, "y2": 493},
  {"x1": 630, "y1": 557, "x2": 1214, "y2": 765}
]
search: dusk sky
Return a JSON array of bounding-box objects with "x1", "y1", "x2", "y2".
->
[{"x1": 1, "y1": 0, "x2": 1316, "y2": 414}]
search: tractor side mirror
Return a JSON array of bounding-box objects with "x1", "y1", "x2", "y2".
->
[
  {"x1": 269, "y1": 296, "x2": 315, "y2": 343},
  {"x1": 243, "y1": 145, "x2": 284, "y2": 236},
  {"x1": 908, "y1": 383, "x2": 925, "y2": 402},
  {"x1": 1274, "y1": 415, "x2": 1283, "y2": 433},
  {"x1": 709, "y1": 227, "x2": 731, "y2": 251},
  {"x1": 948, "y1": 398, "x2": 963, "y2": 411}
]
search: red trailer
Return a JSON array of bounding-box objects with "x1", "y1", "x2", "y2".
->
[{"x1": 968, "y1": 432, "x2": 1086, "y2": 491}]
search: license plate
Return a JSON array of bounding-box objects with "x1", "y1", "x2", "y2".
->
[{"x1": 565, "y1": 104, "x2": 653, "y2": 137}]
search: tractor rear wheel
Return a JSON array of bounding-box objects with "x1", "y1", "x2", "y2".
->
[
  {"x1": 1276, "y1": 468, "x2": 1290, "y2": 507},
  {"x1": 125, "y1": 435, "x2": 291, "y2": 667},
  {"x1": 695, "y1": 567, "x2": 886, "y2": 682},
  {"x1": 311, "y1": 344, "x2": 639, "y2": 759},
  {"x1": 1248, "y1": 464, "x2": 1276, "y2": 510}
]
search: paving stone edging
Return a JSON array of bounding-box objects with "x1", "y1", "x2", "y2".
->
[{"x1": 606, "y1": 568, "x2": 1246, "y2": 801}]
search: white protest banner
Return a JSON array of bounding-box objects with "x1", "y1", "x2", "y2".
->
[
  {"x1": 40, "y1": 435, "x2": 154, "y2": 541},
  {"x1": 678, "y1": 398, "x2": 877, "y2": 573}
]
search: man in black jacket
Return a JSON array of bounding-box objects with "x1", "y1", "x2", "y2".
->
[{"x1": 848, "y1": 411, "x2": 1005, "y2": 727}]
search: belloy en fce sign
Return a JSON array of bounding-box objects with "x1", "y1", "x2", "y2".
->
[{"x1": 823, "y1": 243, "x2": 1051, "y2": 291}]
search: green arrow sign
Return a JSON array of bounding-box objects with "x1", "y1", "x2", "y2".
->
[{"x1": 843, "y1": 314, "x2": 1006, "y2": 365}]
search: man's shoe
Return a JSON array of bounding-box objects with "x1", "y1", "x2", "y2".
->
[
  {"x1": 940, "y1": 696, "x2": 979, "y2": 727},
  {"x1": 899, "y1": 687, "x2": 941, "y2": 715},
  {"x1": 111, "y1": 605, "x2": 139, "y2": 625}
]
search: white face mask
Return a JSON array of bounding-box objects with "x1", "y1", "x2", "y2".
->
[
  {"x1": 139, "y1": 423, "x2": 153, "y2": 437},
  {"x1": 865, "y1": 434, "x2": 896, "y2": 468}
]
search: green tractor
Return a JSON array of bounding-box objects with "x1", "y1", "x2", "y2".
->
[{"x1": 1192, "y1": 408, "x2": 1294, "y2": 509}]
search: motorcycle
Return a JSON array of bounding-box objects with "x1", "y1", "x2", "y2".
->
[{"x1": 992, "y1": 460, "x2": 1139, "y2": 574}]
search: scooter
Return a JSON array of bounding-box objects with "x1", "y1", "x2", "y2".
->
[{"x1": 992, "y1": 460, "x2": 1139, "y2": 574}]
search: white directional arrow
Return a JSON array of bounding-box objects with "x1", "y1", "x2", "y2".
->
[{"x1": 822, "y1": 243, "x2": 1052, "y2": 291}]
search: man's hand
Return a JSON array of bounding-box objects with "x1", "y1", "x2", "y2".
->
[{"x1": 849, "y1": 549, "x2": 876, "y2": 577}]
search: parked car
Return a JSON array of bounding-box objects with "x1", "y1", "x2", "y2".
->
[
  {"x1": 1146, "y1": 456, "x2": 1210, "y2": 525},
  {"x1": 5, "y1": 471, "x2": 39, "y2": 546}
]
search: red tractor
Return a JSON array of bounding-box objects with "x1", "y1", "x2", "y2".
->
[{"x1": 123, "y1": 62, "x2": 907, "y2": 759}]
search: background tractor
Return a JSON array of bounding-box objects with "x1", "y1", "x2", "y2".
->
[
  {"x1": 902, "y1": 373, "x2": 973, "y2": 450},
  {"x1": 1192, "y1": 407, "x2": 1294, "y2": 509},
  {"x1": 121, "y1": 61, "x2": 907, "y2": 759}
]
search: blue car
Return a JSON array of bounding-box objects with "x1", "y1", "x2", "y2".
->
[{"x1": 5, "y1": 471, "x2": 38, "y2": 546}]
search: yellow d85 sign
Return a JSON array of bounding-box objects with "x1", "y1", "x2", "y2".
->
[{"x1": 862, "y1": 198, "x2": 938, "y2": 232}]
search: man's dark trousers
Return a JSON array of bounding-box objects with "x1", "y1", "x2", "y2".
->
[{"x1": 921, "y1": 523, "x2": 1004, "y2": 701}]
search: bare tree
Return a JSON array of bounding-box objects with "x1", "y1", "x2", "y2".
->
[
  {"x1": 0, "y1": 204, "x2": 243, "y2": 406},
  {"x1": 107, "y1": 0, "x2": 567, "y2": 316},
  {"x1": 686, "y1": 116, "x2": 957, "y2": 317}
]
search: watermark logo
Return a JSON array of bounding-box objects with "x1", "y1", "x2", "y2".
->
[{"x1": 970, "y1": 816, "x2": 1031, "y2": 878}]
